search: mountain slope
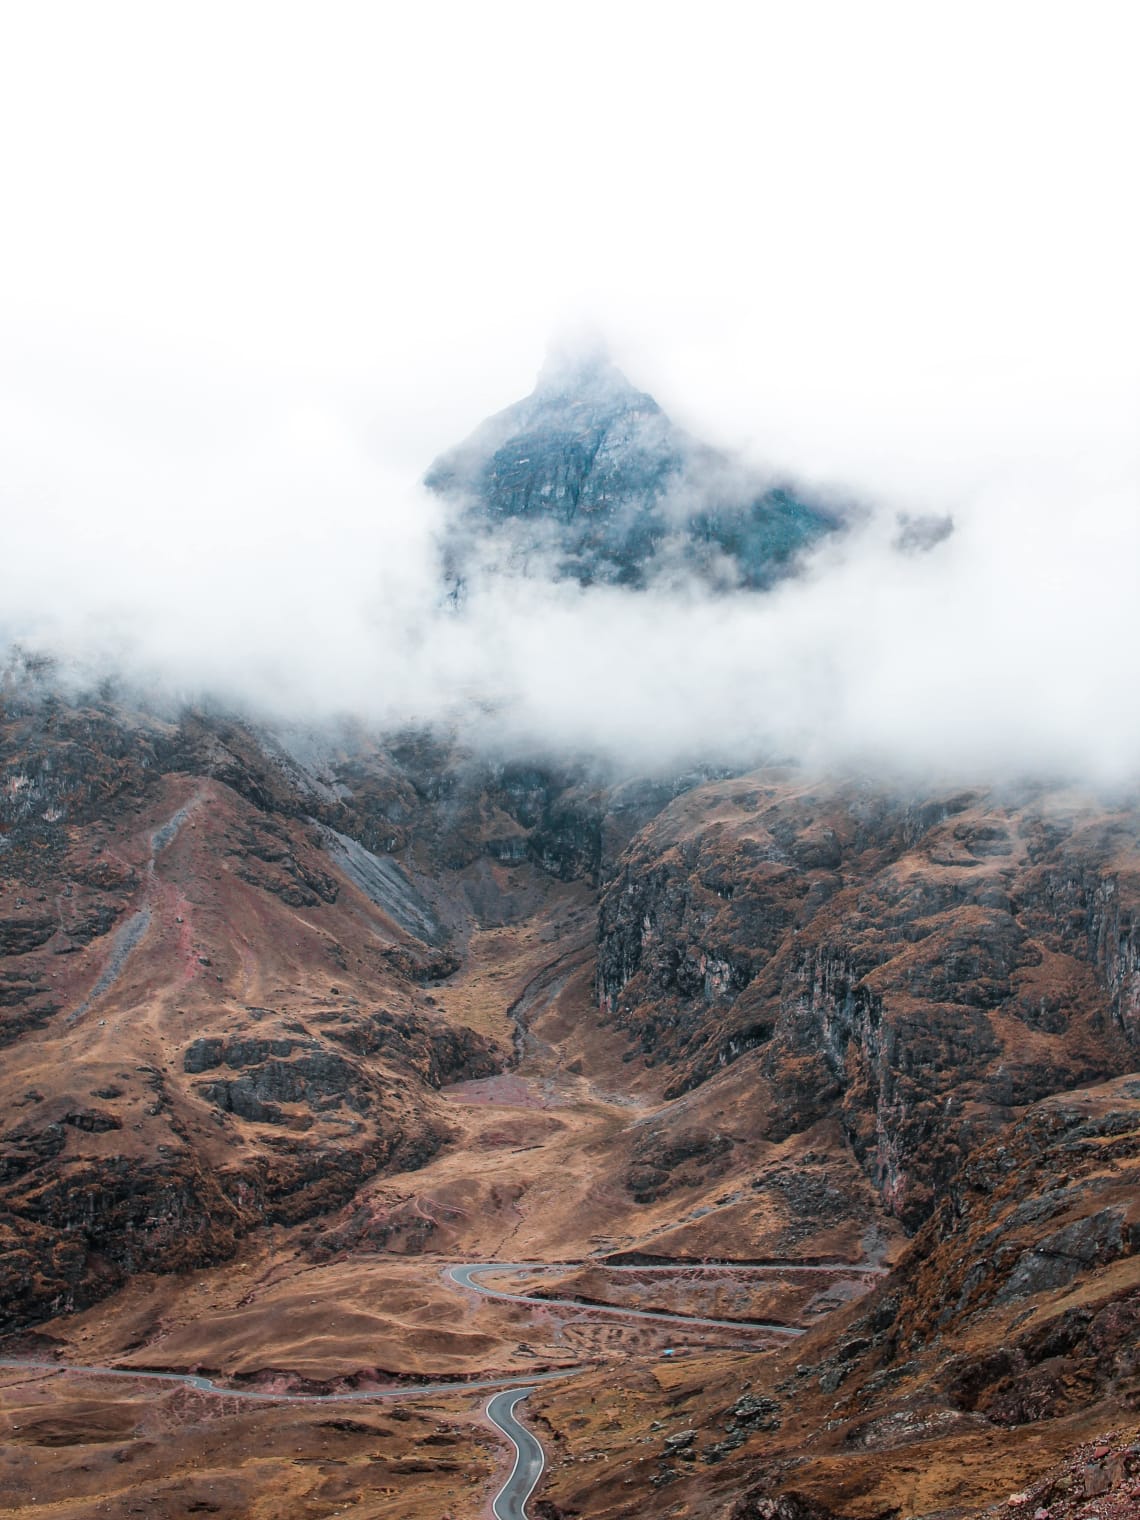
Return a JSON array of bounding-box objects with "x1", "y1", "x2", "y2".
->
[
  {"x1": 0, "y1": 662, "x2": 705, "y2": 1328},
  {"x1": 4, "y1": 663, "x2": 1140, "y2": 1518}
]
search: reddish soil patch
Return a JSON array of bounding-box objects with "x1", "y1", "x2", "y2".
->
[{"x1": 441, "y1": 1072, "x2": 561, "y2": 1109}]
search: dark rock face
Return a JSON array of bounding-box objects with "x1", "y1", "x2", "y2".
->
[
  {"x1": 731, "y1": 1495, "x2": 850, "y2": 1520},
  {"x1": 489, "y1": 765, "x2": 707, "y2": 886},
  {"x1": 627, "y1": 1125, "x2": 734, "y2": 1203},
  {"x1": 183, "y1": 1011, "x2": 500, "y2": 1125},
  {"x1": 426, "y1": 350, "x2": 840, "y2": 591},
  {"x1": 197, "y1": 1049, "x2": 371, "y2": 1122},
  {"x1": 318, "y1": 1006, "x2": 501, "y2": 1089},
  {"x1": 596, "y1": 777, "x2": 1140, "y2": 1229},
  {"x1": 183, "y1": 1035, "x2": 298, "y2": 1073},
  {"x1": 0, "y1": 1067, "x2": 458, "y2": 1330},
  {"x1": 996, "y1": 1207, "x2": 1129, "y2": 1302},
  {"x1": 0, "y1": 1133, "x2": 450, "y2": 1331},
  {"x1": 859, "y1": 1078, "x2": 1140, "y2": 1426},
  {"x1": 229, "y1": 817, "x2": 340, "y2": 907},
  {"x1": 0, "y1": 915, "x2": 57, "y2": 955},
  {"x1": 643, "y1": 1077, "x2": 1140, "y2": 1520}
]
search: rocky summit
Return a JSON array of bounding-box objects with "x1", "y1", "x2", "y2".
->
[{"x1": 426, "y1": 347, "x2": 842, "y2": 590}]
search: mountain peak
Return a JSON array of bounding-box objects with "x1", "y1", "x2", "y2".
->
[{"x1": 426, "y1": 349, "x2": 840, "y2": 590}]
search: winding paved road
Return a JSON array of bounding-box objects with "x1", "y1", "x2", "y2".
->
[
  {"x1": 0, "y1": 1355, "x2": 556, "y2": 1520},
  {"x1": 1, "y1": 1255, "x2": 883, "y2": 1517},
  {"x1": 487, "y1": 1387, "x2": 544, "y2": 1520},
  {"x1": 448, "y1": 1261, "x2": 806, "y2": 1336}
]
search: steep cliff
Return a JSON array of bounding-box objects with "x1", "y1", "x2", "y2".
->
[{"x1": 596, "y1": 775, "x2": 1140, "y2": 1228}]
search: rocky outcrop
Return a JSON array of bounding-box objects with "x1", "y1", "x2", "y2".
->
[
  {"x1": 317, "y1": 1006, "x2": 501, "y2": 1088},
  {"x1": 534, "y1": 1078, "x2": 1140, "y2": 1520},
  {"x1": 596, "y1": 777, "x2": 1140, "y2": 1228},
  {"x1": 0, "y1": 914, "x2": 57, "y2": 956},
  {"x1": 627, "y1": 1124, "x2": 735, "y2": 1203},
  {"x1": 229, "y1": 816, "x2": 341, "y2": 907},
  {"x1": 0, "y1": 1076, "x2": 455, "y2": 1329},
  {"x1": 879, "y1": 1079, "x2": 1140, "y2": 1358},
  {"x1": 731, "y1": 1496, "x2": 850, "y2": 1520},
  {"x1": 182, "y1": 1011, "x2": 500, "y2": 1124}
]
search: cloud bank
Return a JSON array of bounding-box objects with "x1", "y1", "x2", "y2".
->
[
  {"x1": 2, "y1": 355, "x2": 1137, "y2": 786},
  {"x1": 1, "y1": 5, "x2": 1137, "y2": 782}
]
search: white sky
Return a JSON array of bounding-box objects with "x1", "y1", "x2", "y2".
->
[{"x1": 1, "y1": 2, "x2": 1138, "y2": 778}]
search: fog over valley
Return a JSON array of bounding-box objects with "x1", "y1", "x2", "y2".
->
[{"x1": 2, "y1": 6, "x2": 1136, "y2": 781}]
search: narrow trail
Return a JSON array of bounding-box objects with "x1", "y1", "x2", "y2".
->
[
  {"x1": 66, "y1": 791, "x2": 205, "y2": 1025},
  {"x1": 0, "y1": 1355, "x2": 582, "y2": 1405}
]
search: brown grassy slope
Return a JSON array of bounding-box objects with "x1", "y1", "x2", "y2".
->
[
  {"x1": 0, "y1": 763, "x2": 505, "y2": 1327},
  {"x1": 6, "y1": 687, "x2": 1140, "y2": 1518},
  {"x1": 0, "y1": 1366, "x2": 502, "y2": 1520},
  {"x1": 528, "y1": 1075, "x2": 1140, "y2": 1520}
]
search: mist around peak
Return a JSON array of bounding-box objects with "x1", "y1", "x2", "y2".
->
[
  {"x1": 0, "y1": 321, "x2": 1136, "y2": 788},
  {"x1": 2, "y1": 365, "x2": 1138, "y2": 793},
  {"x1": 535, "y1": 330, "x2": 627, "y2": 396}
]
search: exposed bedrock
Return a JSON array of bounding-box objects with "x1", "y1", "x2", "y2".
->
[
  {"x1": 857, "y1": 1077, "x2": 1140, "y2": 1422},
  {"x1": 596, "y1": 777, "x2": 1140, "y2": 1228},
  {"x1": 0, "y1": 1077, "x2": 455, "y2": 1331}
]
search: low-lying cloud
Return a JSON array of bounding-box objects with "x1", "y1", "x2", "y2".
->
[
  {"x1": 2, "y1": 350, "x2": 1138, "y2": 787},
  {"x1": 2, "y1": 7, "x2": 1136, "y2": 784}
]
